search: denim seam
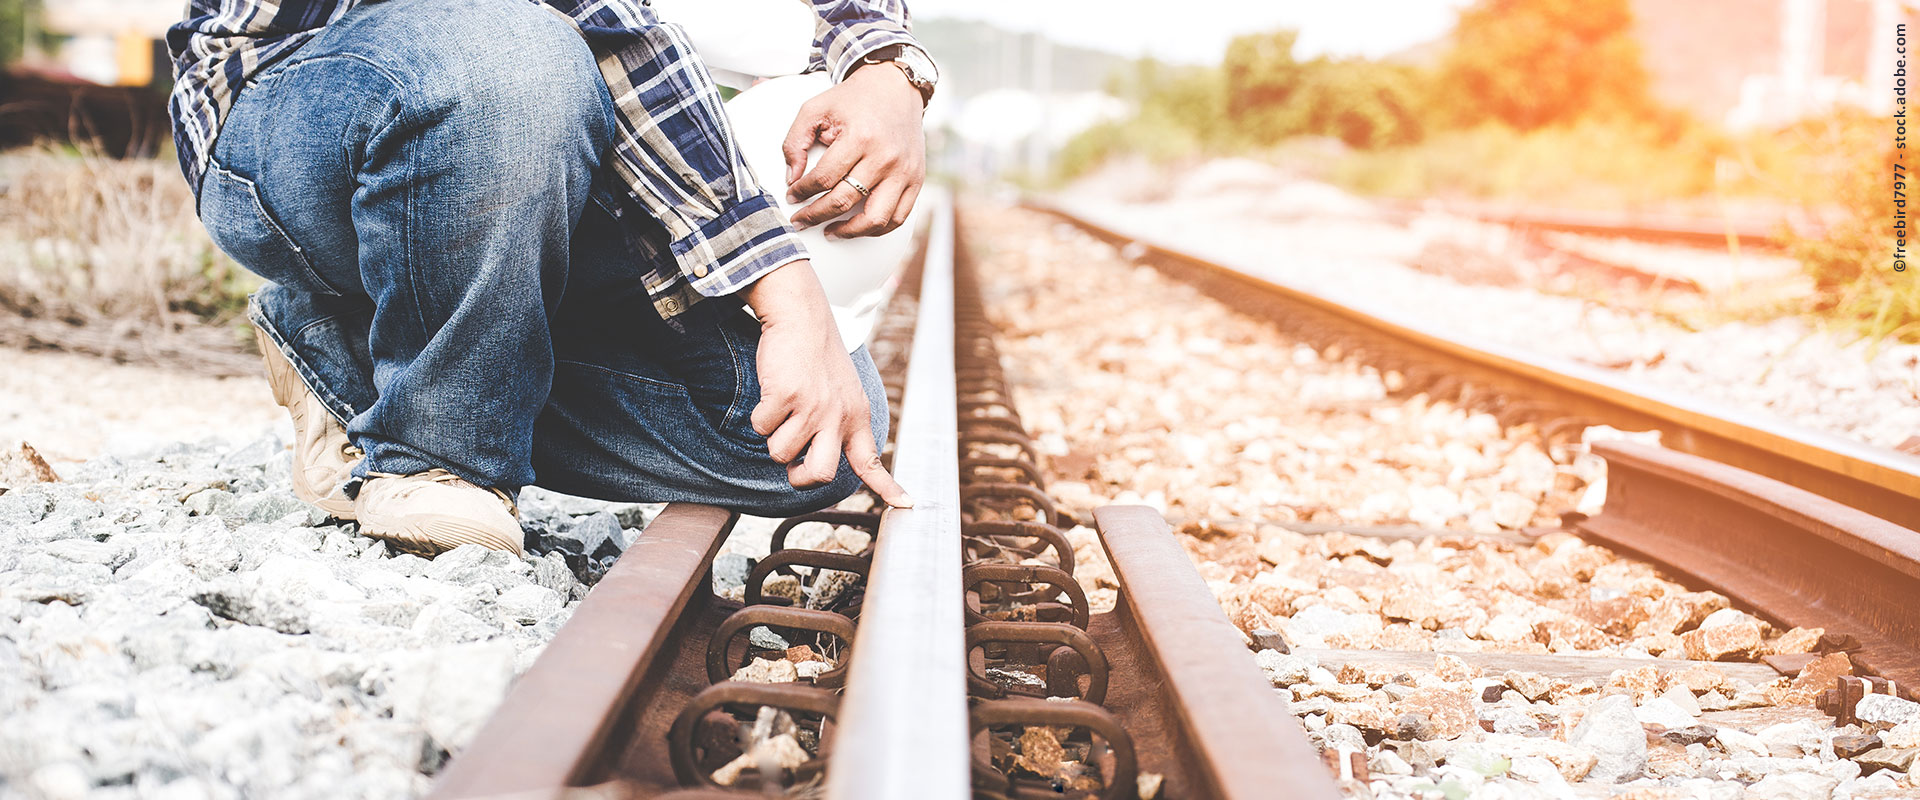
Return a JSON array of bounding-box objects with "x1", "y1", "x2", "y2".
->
[
  {"x1": 555, "y1": 359, "x2": 690, "y2": 395},
  {"x1": 204, "y1": 160, "x2": 344, "y2": 297},
  {"x1": 399, "y1": 128, "x2": 427, "y2": 343},
  {"x1": 248, "y1": 300, "x2": 356, "y2": 427},
  {"x1": 717, "y1": 319, "x2": 749, "y2": 426}
]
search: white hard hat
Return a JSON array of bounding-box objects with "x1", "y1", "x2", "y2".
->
[{"x1": 726, "y1": 73, "x2": 923, "y2": 350}]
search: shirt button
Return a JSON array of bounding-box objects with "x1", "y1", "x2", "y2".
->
[
  {"x1": 694, "y1": 265, "x2": 708, "y2": 277},
  {"x1": 661, "y1": 298, "x2": 681, "y2": 314}
]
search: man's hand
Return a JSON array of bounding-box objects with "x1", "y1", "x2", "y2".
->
[
  {"x1": 744, "y1": 260, "x2": 912, "y2": 507},
  {"x1": 782, "y1": 60, "x2": 926, "y2": 239}
]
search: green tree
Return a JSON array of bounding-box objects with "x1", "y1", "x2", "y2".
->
[
  {"x1": 1221, "y1": 31, "x2": 1425, "y2": 149},
  {"x1": 1222, "y1": 31, "x2": 1312, "y2": 144},
  {"x1": 1439, "y1": 0, "x2": 1654, "y2": 130}
]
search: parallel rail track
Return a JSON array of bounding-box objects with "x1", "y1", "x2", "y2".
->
[
  {"x1": 1036, "y1": 202, "x2": 1920, "y2": 700},
  {"x1": 429, "y1": 197, "x2": 1340, "y2": 799},
  {"x1": 1375, "y1": 200, "x2": 1800, "y2": 250},
  {"x1": 1033, "y1": 203, "x2": 1920, "y2": 532}
]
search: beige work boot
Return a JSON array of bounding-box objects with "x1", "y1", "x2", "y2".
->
[
  {"x1": 354, "y1": 469, "x2": 525, "y2": 557},
  {"x1": 254, "y1": 323, "x2": 361, "y2": 519}
]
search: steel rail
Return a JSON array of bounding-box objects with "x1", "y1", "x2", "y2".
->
[
  {"x1": 1034, "y1": 202, "x2": 1920, "y2": 533},
  {"x1": 824, "y1": 196, "x2": 969, "y2": 799},
  {"x1": 1092, "y1": 506, "x2": 1343, "y2": 799},
  {"x1": 429, "y1": 503, "x2": 739, "y2": 798},
  {"x1": 1375, "y1": 200, "x2": 1796, "y2": 249},
  {"x1": 1577, "y1": 441, "x2": 1920, "y2": 698}
]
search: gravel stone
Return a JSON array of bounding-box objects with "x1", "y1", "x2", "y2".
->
[
  {"x1": 1714, "y1": 727, "x2": 1770, "y2": 759},
  {"x1": 1757, "y1": 720, "x2": 1829, "y2": 758},
  {"x1": 1633, "y1": 697, "x2": 1699, "y2": 730},
  {"x1": 0, "y1": 435, "x2": 599, "y2": 798},
  {"x1": 1254, "y1": 649, "x2": 1316, "y2": 686},
  {"x1": 1857, "y1": 747, "x2": 1920, "y2": 774},
  {"x1": 711, "y1": 553, "x2": 754, "y2": 595},
  {"x1": 1569, "y1": 695, "x2": 1646, "y2": 782},
  {"x1": 1746, "y1": 772, "x2": 1839, "y2": 800},
  {"x1": 387, "y1": 641, "x2": 517, "y2": 751},
  {"x1": 1835, "y1": 732, "x2": 1884, "y2": 759},
  {"x1": 1858, "y1": 694, "x2": 1920, "y2": 731},
  {"x1": 1883, "y1": 721, "x2": 1920, "y2": 749}
]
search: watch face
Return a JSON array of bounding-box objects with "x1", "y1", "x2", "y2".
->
[{"x1": 897, "y1": 47, "x2": 938, "y2": 86}]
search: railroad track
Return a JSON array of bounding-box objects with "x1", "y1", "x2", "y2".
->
[
  {"x1": 427, "y1": 196, "x2": 1341, "y2": 799},
  {"x1": 1374, "y1": 200, "x2": 1801, "y2": 251},
  {"x1": 1033, "y1": 202, "x2": 1920, "y2": 704}
]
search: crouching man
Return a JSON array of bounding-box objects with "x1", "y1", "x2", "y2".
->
[{"x1": 168, "y1": 0, "x2": 935, "y2": 555}]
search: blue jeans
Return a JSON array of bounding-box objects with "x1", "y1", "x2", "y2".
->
[{"x1": 197, "y1": 0, "x2": 884, "y2": 516}]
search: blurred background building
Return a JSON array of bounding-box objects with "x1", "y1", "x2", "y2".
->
[{"x1": 1630, "y1": 0, "x2": 1906, "y2": 129}]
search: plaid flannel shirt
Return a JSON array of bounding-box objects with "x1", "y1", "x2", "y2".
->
[{"x1": 167, "y1": 0, "x2": 924, "y2": 322}]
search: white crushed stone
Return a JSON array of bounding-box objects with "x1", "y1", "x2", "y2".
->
[{"x1": 0, "y1": 433, "x2": 657, "y2": 799}]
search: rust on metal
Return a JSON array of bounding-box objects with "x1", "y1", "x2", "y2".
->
[
  {"x1": 704, "y1": 605, "x2": 856, "y2": 685},
  {"x1": 1092, "y1": 505, "x2": 1343, "y2": 800},
  {"x1": 667, "y1": 681, "x2": 839, "y2": 788},
  {"x1": 971, "y1": 697, "x2": 1139, "y2": 800},
  {"x1": 964, "y1": 562, "x2": 1091, "y2": 629},
  {"x1": 1819, "y1": 675, "x2": 1903, "y2": 726},
  {"x1": 429, "y1": 503, "x2": 737, "y2": 799},
  {"x1": 1575, "y1": 440, "x2": 1920, "y2": 698},
  {"x1": 966, "y1": 620, "x2": 1110, "y2": 703}
]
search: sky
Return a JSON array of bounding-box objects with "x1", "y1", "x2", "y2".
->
[{"x1": 908, "y1": 0, "x2": 1479, "y2": 64}]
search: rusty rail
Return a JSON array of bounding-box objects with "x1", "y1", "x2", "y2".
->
[
  {"x1": 1091, "y1": 507, "x2": 1337, "y2": 798},
  {"x1": 1374, "y1": 199, "x2": 1799, "y2": 249},
  {"x1": 1033, "y1": 203, "x2": 1920, "y2": 534},
  {"x1": 430, "y1": 504, "x2": 739, "y2": 797},
  {"x1": 1576, "y1": 441, "x2": 1920, "y2": 699}
]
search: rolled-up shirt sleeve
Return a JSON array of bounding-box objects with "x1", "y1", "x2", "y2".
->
[
  {"x1": 562, "y1": 0, "x2": 807, "y2": 299},
  {"x1": 808, "y1": 0, "x2": 929, "y2": 82}
]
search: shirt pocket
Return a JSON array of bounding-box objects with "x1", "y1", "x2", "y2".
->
[{"x1": 198, "y1": 159, "x2": 343, "y2": 297}]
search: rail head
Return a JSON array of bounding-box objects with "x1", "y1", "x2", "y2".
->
[
  {"x1": 1092, "y1": 506, "x2": 1344, "y2": 800},
  {"x1": 1577, "y1": 440, "x2": 1920, "y2": 698},
  {"x1": 824, "y1": 193, "x2": 970, "y2": 800},
  {"x1": 428, "y1": 503, "x2": 739, "y2": 799}
]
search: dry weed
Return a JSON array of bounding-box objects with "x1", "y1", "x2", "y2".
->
[{"x1": 0, "y1": 145, "x2": 259, "y2": 371}]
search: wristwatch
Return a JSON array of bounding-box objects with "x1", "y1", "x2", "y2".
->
[{"x1": 858, "y1": 44, "x2": 938, "y2": 107}]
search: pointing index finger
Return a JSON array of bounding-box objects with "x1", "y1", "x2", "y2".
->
[{"x1": 846, "y1": 420, "x2": 912, "y2": 508}]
